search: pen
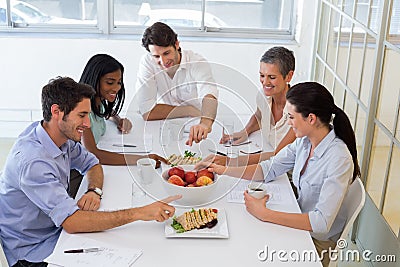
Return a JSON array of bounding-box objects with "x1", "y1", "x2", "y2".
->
[
  {"x1": 112, "y1": 144, "x2": 137, "y2": 147},
  {"x1": 64, "y1": 247, "x2": 102, "y2": 253},
  {"x1": 224, "y1": 140, "x2": 252, "y2": 147},
  {"x1": 208, "y1": 149, "x2": 227, "y2": 156}
]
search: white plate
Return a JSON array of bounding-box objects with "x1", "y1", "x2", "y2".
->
[{"x1": 165, "y1": 208, "x2": 229, "y2": 238}]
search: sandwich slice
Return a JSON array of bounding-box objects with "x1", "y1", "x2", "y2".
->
[{"x1": 171, "y1": 208, "x2": 218, "y2": 233}]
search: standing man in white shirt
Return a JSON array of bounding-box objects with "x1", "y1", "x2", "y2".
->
[{"x1": 136, "y1": 22, "x2": 218, "y2": 146}]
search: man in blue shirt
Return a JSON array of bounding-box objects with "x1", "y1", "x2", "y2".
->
[{"x1": 0, "y1": 77, "x2": 180, "y2": 267}]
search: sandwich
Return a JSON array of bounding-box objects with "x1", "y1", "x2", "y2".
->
[
  {"x1": 167, "y1": 152, "x2": 202, "y2": 165},
  {"x1": 171, "y1": 208, "x2": 218, "y2": 233}
]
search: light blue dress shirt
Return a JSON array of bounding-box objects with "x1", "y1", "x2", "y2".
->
[
  {"x1": 260, "y1": 129, "x2": 354, "y2": 241},
  {"x1": 0, "y1": 121, "x2": 99, "y2": 265}
]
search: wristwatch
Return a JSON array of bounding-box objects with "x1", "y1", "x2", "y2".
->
[{"x1": 85, "y1": 187, "x2": 103, "y2": 198}]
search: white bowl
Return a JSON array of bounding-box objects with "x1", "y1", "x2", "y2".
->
[{"x1": 161, "y1": 165, "x2": 218, "y2": 206}]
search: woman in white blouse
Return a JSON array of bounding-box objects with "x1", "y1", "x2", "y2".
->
[{"x1": 207, "y1": 47, "x2": 297, "y2": 166}]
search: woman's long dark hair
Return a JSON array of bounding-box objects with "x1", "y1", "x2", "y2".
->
[
  {"x1": 79, "y1": 54, "x2": 125, "y2": 119},
  {"x1": 286, "y1": 82, "x2": 361, "y2": 181}
]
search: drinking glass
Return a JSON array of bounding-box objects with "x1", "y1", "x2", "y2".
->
[
  {"x1": 137, "y1": 158, "x2": 156, "y2": 185},
  {"x1": 159, "y1": 121, "x2": 170, "y2": 146},
  {"x1": 131, "y1": 182, "x2": 146, "y2": 207},
  {"x1": 222, "y1": 118, "x2": 235, "y2": 145},
  {"x1": 226, "y1": 147, "x2": 239, "y2": 167},
  {"x1": 169, "y1": 120, "x2": 184, "y2": 141}
]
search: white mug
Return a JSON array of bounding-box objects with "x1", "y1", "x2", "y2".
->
[
  {"x1": 137, "y1": 158, "x2": 156, "y2": 185},
  {"x1": 247, "y1": 182, "x2": 268, "y2": 199}
]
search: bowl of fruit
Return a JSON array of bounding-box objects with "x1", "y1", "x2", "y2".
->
[{"x1": 161, "y1": 165, "x2": 218, "y2": 206}]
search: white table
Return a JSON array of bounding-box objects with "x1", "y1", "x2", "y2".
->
[{"x1": 51, "y1": 114, "x2": 322, "y2": 266}]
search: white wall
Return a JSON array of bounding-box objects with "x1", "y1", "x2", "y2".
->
[{"x1": 0, "y1": 1, "x2": 318, "y2": 137}]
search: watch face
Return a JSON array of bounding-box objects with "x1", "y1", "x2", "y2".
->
[{"x1": 94, "y1": 188, "x2": 103, "y2": 196}]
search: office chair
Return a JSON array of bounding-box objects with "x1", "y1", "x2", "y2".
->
[
  {"x1": 0, "y1": 170, "x2": 9, "y2": 267},
  {"x1": 0, "y1": 238, "x2": 9, "y2": 267},
  {"x1": 328, "y1": 177, "x2": 366, "y2": 267}
]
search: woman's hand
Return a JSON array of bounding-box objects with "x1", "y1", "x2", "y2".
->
[
  {"x1": 219, "y1": 130, "x2": 248, "y2": 145},
  {"x1": 200, "y1": 153, "x2": 227, "y2": 166},
  {"x1": 117, "y1": 118, "x2": 132, "y2": 134},
  {"x1": 244, "y1": 191, "x2": 270, "y2": 221}
]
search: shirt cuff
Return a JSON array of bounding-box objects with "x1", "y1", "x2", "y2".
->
[
  {"x1": 308, "y1": 209, "x2": 328, "y2": 236},
  {"x1": 50, "y1": 197, "x2": 79, "y2": 227},
  {"x1": 259, "y1": 160, "x2": 274, "y2": 183}
]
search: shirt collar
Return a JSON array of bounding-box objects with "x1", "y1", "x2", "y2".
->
[
  {"x1": 178, "y1": 50, "x2": 188, "y2": 69},
  {"x1": 263, "y1": 95, "x2": 289, "y2": 126},
  {"x1": 313, "y1": 128, "x2": 336, "y2": 158},
  {"x1": 36, "y1": 121, "x2": 68, "y2": 158}
]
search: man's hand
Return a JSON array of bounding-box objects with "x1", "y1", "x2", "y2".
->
[
  {"x1": 136, "y1": 195, "x2": 182, "y2": 222},
  {"x1": 186, "y1": 123, "x2": 211, "y2": 146},
  {"x1": 220, "y1": 130, "x2": 248, "y2": 145},
  {"x1": 148, "y1": 154, "x2": 168, "y2": 168},
  {"x1": 77, "y1": 191, "x2": 101, "y2": 211},
  {"x1": 117, "y1": 118, "x2": 132, "y2": 134}
]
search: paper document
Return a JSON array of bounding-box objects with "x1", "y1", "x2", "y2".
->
[
  {"x1": 227, "y1": 179, "x2": 291, "y2": 205},
  {"x1": 97, "y1": 136, "x2": 152, "y2": 153},
  {"x1": 45, "y1": 235, "x2": 142, "y2": 267}
]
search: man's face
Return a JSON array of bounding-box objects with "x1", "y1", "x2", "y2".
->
[
  {"x1": 148, "y1": 41, "x2": 181, "y2": 70},
  {"x1": 58, "y1": 98, "x2": 91, "y2": 142}
]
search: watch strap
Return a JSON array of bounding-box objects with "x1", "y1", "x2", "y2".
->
[{"x1": 85, "y1": 188, "x2": 102, "y2": 199}]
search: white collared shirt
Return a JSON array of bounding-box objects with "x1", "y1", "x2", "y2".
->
[
  {"x1": 135, "y1": 50, "x2": 218, "y2": 115},
  {"x1": 260, "y1": 129, "x2": 354, "y2": 241},
  {"x1": 256, "y1": 91, "x2": 291, "y2": 150}
]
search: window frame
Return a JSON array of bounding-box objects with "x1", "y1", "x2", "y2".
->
[{"x1": 0, "y1": 0, "x2": 298, "y2": 42}]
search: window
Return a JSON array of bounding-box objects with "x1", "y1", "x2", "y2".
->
[
  {"x1": 333, "y1": 0, "x2": 400, "y2": 43},
  {"x1": 315, "y1": 0, "x2": 400, "y2": 238},
  {"x1": 0, "y1": 0, "x2": 296, "y2": 40},
  {"x1": 113, "y1": 0, "x2": 295, "y2": 38},
  {"x1": 114, "y1": 0, "x2": 293, "y2": 30},
  {"x1": 0, "y1": 0, "x2": 97, "y2": 27}
]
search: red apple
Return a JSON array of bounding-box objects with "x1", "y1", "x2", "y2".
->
[
  {"x1": 168, "y1": 166, "x2": 185, "y2": 179},
  {"x1": 167, "y1": 175, "x2": 186, "y2": 186},
  {"x1": 197, "y1": 169, "x2": 214, "y2": 181},
  {"x1": 184, "y1": 171, "x2": 197, "y2": 184}
]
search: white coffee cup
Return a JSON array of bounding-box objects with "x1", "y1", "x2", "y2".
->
[
  {"x1": 137, "y1": 158, "x2": 157, "y2": 185},
  {"x1": 247, "y1": 182, "x2": 268, "y2": 199}
]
